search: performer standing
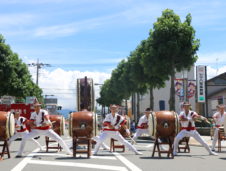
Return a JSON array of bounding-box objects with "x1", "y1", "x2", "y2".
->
[
  {"x1": 211, "y1": 104, "x2": 226, "y2": 151},
  {"x1": 173, "y1": 102, "x2": 217, "y2": 156},
  {"x1": 93, "y1": 104, "x2": 142, "y2": 155},
  {"x1": 8, "y1": 112, "x2": 43, "y2": 150},
  {"x1": 16, "y1": 103, "x2": 72, "y2": 157}
]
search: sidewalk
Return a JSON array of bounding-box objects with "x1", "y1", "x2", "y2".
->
[{"x1": 189, "y1": 136, "x2": 226, "y2": 148}]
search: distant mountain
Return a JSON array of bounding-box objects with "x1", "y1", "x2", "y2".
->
[{"x1": 57, "y1": 109, "x2": 75, "y2": 119}]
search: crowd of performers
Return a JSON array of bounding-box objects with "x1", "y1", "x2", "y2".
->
[{"x1": 5, "y1": 102, "x2": 226, "y2": 158}]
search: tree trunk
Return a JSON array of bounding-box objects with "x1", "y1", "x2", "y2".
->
[
  {"x1": 149, "y1": 87, "x2": 154, "y2": 110},
  {"x1": 136, "y1": 92, "x2": 140, "y2": 122},
  {"x1": 125, "y1": 99, "x2": 128, "y2": 115},
  {"x1": 169, "y1": 71, "x2": 176, "y2": 111}
]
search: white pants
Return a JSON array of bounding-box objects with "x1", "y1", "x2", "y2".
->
[
  {"x1": 17, "y1": 129, "x2": 71, "y2": 156},
  {"x1": 133, "y1": 129, "x2": 149, "y2": 141},
  {"x1": 92, "y1": 136, "x2": 109, "y2": 149},
  {"x1": 94, "y1": 131, "x2": 138, "y2": 154},
  {"x1": 8, "y1": 130, "x2": 42, "y2": 149},
  {"x1": 173, "y1": 130, "x2": 211, "y2": 154},
  {"x1": 212, "y1": 128, "x2": 219, "y2": 150}
]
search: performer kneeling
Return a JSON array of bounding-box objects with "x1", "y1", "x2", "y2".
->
[
  {"x1": 8, "y1": 112, "x2": 42, "y2": 151},
  {"x1": 132, "y1": 108, "x2": 166, "y2": 150},
  {"x1": 93, "y1": 104, "x2": 142, "y2": 155},
  {"x1": 16, "y1": 103, "x2": 72, "y2": 157},
  {"x1": 173, "y1": 102, "x2": 217, "y2": 156},
  {"x1": 211, "y1": 104, "x2": 226, "y2": 151}
]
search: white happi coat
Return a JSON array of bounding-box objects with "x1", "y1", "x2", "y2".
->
[
  {"x1": 133, "y1": 115, "x2": 149, "y2": 141},
  {"x1": 213, "y1": 112, "x2": 226, "y2": 127}
]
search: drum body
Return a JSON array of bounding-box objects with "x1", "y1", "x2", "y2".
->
[
  {"x1": 69, "y1": 111, "x2": 99, "y2": 138},
  {"x1": 0, "y1": 111, "x2": 15, "y2": 140},
  {"x1": 77, "y1": 77, "x2": 94, "y2": 111},
  {"x1": 49, "y1": 115, "x2": 65, "y2": 136},
  {"x1": 148, "y1": 111, "x2": 180, "y2": 137}
]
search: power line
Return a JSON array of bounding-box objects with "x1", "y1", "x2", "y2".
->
[{"x1": 27, "y1": 59, "x2": 51, "y2": 85}]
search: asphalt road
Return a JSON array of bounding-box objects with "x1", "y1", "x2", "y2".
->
[{"x1": 1, "y1": 133, "x2": 226, "y2": 171}]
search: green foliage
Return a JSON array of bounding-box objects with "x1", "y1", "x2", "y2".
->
[
  {"x1": 98, "y1": 9, "x2": 199, "y2": 109},
  {"x1": 150, "y1": 9, "x2": 200, "y2": 110},
  {"x1": 0, "y1": 34, "x2": 42, "y2": 99}
]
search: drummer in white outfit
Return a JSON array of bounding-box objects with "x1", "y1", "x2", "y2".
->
[
  {"x1": 132, "y1": 108, "x2": 151, "y2": 142},
  {"x1": 8, "y1": 112, "x2": 42, "y2": 150},
  {"x1": 132, "y1": 108, "x2": 166, "y2": 150},
  {"x1": 173, "y1": 102, "x2": 217, "y2": 156},
  {"x1": 16, "y1": 103, "x2": 72, "y2": 157},
  {"x1": 211, "y1": 104, "x2": 226, "y2": 151},
  {"x1": 93, "y1": 104, "x2": 142, "y2": 155}
]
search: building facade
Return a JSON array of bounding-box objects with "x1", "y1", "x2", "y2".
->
[
  {"x1": 207, "y1": 72, "x2": 226, "y2": 117},
  {"x1": 131, "y1": 67, "x2": 196, "y2": 122}
]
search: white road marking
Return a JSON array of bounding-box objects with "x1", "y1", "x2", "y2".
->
[
  {"x1": 11, "y1": 148, "x2": 40, "y2": 171},
  {"x1": 33, "y1": 152, "x2": 117, "y2": 160},
  {"x1": 11, "y1": 139, "x2": 71, "y2": 171},
  {"x1": 28, "y1": 160, "x2": 128, "y2": 171},
  {"x1": 112, "y1": 152, "x2": 142, "y2": 171},
  {"x1": 144, "y1": 144, "x2": 154, "y2": 148}
]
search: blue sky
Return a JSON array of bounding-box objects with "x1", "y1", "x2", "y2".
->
[{"x1": 1, "y1": 0, "x2": 226, "y2": 109}]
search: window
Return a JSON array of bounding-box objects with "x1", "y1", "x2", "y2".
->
[{"x1": 159, "y1": 100, "x2": 165, "y2": 111}]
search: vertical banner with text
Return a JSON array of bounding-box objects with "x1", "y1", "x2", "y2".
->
[{"x1": 196, "y1": 65, "x2": 206, "y2": 103}]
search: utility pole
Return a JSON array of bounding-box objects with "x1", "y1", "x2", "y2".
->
[{"x1": 28, "y1": 59, "x2": 50, "y2": 86}]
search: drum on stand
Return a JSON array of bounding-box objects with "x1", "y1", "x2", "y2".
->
[
  {"x1": 0, "y1": 111, "x2": 15, "y2": 141},
  {"x1": 69, "y1": 111, "x2": 99, "y2": 138},
  {"x1": 148, "y1": 111, "x2": 180, "y2": 138},
  {"x1": 49, "y1": 115, "x2": 65, "y2": 136}
]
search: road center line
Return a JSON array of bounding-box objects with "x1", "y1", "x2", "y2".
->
[{"x1": 112, "y1": 152, "x2": 142, "y2": 171}]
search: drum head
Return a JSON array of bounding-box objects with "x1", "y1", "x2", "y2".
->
[
  {"x1": 92, "y1": 112, "x2": 99, "y2": 137},
  {"x1": 60, "y1": 116, "x2": 65, "y2": 136},
  {"x1": 148, "y1": 112, "x2": 157, "y2": 137},
  {"x1": 173, "y1": 111, "x2": 180, "y2": 135},
  {"x1": 6, "y1": 112, "x2": 15, "y2": 139},
  {"x1": 68, "y1": 113, "x2": 72, "y2": 137}
]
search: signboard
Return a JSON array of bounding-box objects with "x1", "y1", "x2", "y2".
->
[
  {"x1": 196, "y1": 65, "x2": 206, "y2": 103},
  {"x1": 187, "y1": 80, "x2": 196, "y2": 99},
  {"x1": 174, "y1": 79, "x2": 184, "y2": 98}
]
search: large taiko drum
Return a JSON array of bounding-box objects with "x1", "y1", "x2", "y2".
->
[
  {"x1": 49, "y1": 115, "x2": 65, "y2": 136},
  {"x1": 148, "y1": 111, "x2": 180, "y2": 137},
  {"x1": 0, "y1": 111, "x2": 15, "y2": 140},
  {"x1": 69, "y1": 111, "x2": 99, "y2": 138}
]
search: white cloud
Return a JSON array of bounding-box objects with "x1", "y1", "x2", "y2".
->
[
  {"x1": 34, "y1": 24, "x2": 79, "y2": 37},
  {"x1": 28, "y1": 67, "x2": 110, "y2": 110},
  {"x1": 207, "y1": 65, "x2": 226, "y2": 79},
  {"x1": 197, "y1": 51, "x2": 226, "y2": 66},
  {"x1": 0, "y1": 13, "x2": 36, "y2": 28}
]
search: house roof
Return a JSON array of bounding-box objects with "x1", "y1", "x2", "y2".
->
[
  {"x1": 208, "y1": 88, "x2": 226, "y2": 98},
  {"x1": 207, "y1": 72, "x2": 226, "y2": 83}
]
